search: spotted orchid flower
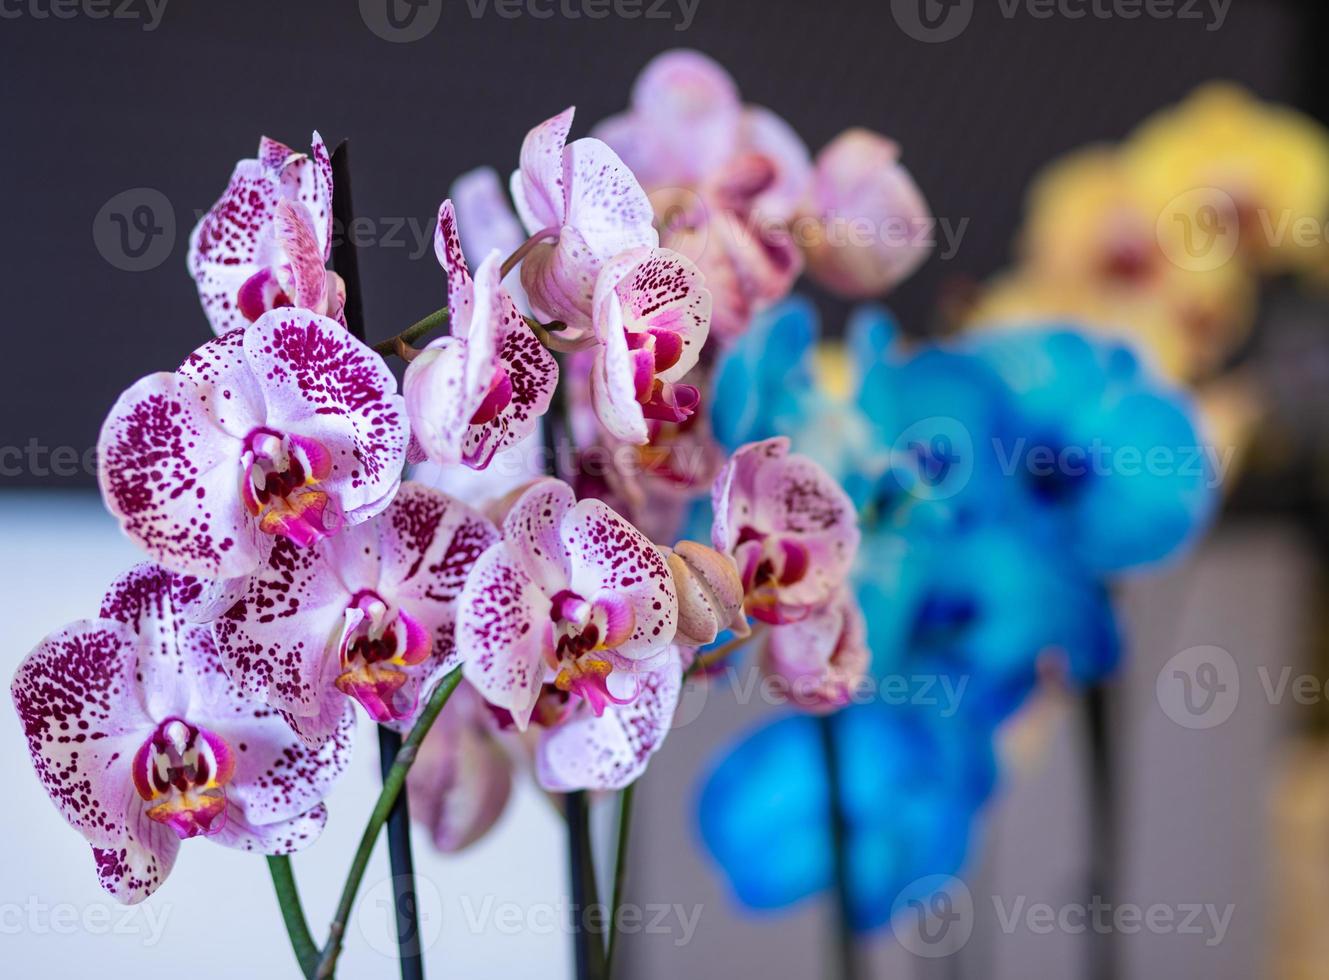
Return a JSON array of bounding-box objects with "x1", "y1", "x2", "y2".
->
[
  {"x1": 712, "y1": 437, "x2": 860, "y2": 625},
  {"x1": 188, "y1": 133, "x2": 345, "y2": 336},
  {"x1": 590, "y1": 246, "x2": 711, "y2": 445},
  {"x1": 458, "y1": 478, "x2": 678, "y2": 731},
  {"x1": 511, "y1": 107, "x2": 659, "y2": 337},
  {"x1": 11, "y1": 564, "x2": 351, "y2": 904},
  {"x1": 407, "y1": 679, "x2": 514, "y2": 852},
  {"x1": 98, "y1": 309, "x2": 408, "y2": 581},
  {"x1": 404, "y1": 201, "x2": 558, "y2": 470},
  {"x1": 212, "y1": 483, "x2": 498, "y2": 745},
  {"x1": 535, "y1": 647, "x2": 683, "y2": 791},
  {"x1": 761, "y1": 587, "x2": 870, "y2": 714}
]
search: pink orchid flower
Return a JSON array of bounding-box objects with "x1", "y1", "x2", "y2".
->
[
  {"x1": 188, "y1": 133, "x2": 345, "y2": 336},
  {"x1": 535, "y1": 647, "x2": 683, "y2": 791},
  {"x1": 511, "y1": 107, "x2": 659, "y2": 336},
  {"x1": 712, "y1": 437, "x2": 860, "y2": 625},
  {"x1": 590, "y1": 246, "x2": 712, "y2": 445},
  {"x1": 802, "y1": 128, "x2": 933, "y2": 298},
  {"x1": 11, "y1": 564, "x2": 351, "y2": 904},
  {"x1": 407, "y1": 679, "x2": 515, "y2": 852},
  {"x1": 594, "y1": 50, "x2": 813, "y2": 339},
  {"x1": 404, "y1": 200, "x2": 558, "y2": 470},
  {"x1": 98, "y1": 308, "x2": 408, "y2": 581},
  {"x1": 458, "y1": 478, "x2": 678, "y2": 731},
  {"x1": 762, "y1": 587, "x2": 870, "y2": 714},
  {"x1": 212, "y1": 483, "x2": 498, "y2": 745}
]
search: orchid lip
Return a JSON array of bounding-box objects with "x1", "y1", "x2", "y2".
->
[
  {"x1": 240, "y1": 427, "x2": 337, "y2": 546},
  {"x1": 544, "y1": 590, "x2": 637, "y2": 713},
  {"x1": 132, "y1": 717, "x2": 235, "y2": 840},
  {"x1": 334, "y1": 590, "x2": 431, "y2": 721},
  {"x1": 470, "y1": 366, "x2": 515, "y2": 426}
]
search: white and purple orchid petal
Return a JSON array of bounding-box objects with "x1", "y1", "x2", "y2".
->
[
  {"x1": 405, "y1": 340, "x2": 479, "y2": 466},
  {"x1": 512, "y1": 106, "x2": 574, "y2": 233},
  {"x1": 451, "y1": 166, "x2": 531, "y2": 307},
  {"x1": 274, "y1": 198, "x2": 332, "y2": 312},
  {"x1": 737, "y1": 106, "x2": 814, "y2": 221},
  {"x1": 590, "y1": 323, "x2": 649, "y2": 445},
  {"x1": 763, "y1": 589, "x2": 870, "y2": 714},
  {"x1": 435, "y1": 199, "x2": 474, "y2": 314},
  {"x1": 188, "y1": 159, "x2": 280, "y2": 336},
  {"x1": 563, "y1": 497, "x2": 677, "y2": 661},
  {"x1": 98, "y1": 372, "x2": 261, "y2": 581},
  {"x1": 207, "y1": 694, "x2": 354, "y2": 825},
  {"x1": 804, "y1": 128, "x2": 933, "y2": 299},
  {"x1": 407, "y1": 681, "x2": 513, "y2": 852},
  {"x1": 11, "y1": 620, "x2": 153, "y2": 848},
  {"x1": 377, "y1": 482, "x2": 500, "y2": 679},
  {"x1": 535, "y1": 653, "x2": 683, "y2": 792},
  {"x1": 213, "y1": 535, "x2": 351, "y2": 727},
  {"x1": 458, "y1": 540, "x2": 551, "y2": 731},
  {"x1": 519, "y1": 225, "x2": 601, "y2": 334},
  {"x1": 265, "y1": 132, "x2": 335, "y2": 260},
  {"x1": 243, "y1": 308, "x2": 408, "y2": 521},
  {"x1": 176, "y1": 328, "x2": 267, "y2": 439},
  {"x1": 208, "y1": 803, "x2": 329, "y2": 855},
  {"x1": 617, "y1": 247, "x2": 711, "y2": 381},
  {"x1": 562, "y1": 136, "x2": 659, "y2": 263},
  {"x1": 500, "y1": 478, "x2": 576, "y2": 595},
  {"x1": 621, "y1": 49, "x2": 742, "y2": 187},
  {"x1": 91, "y1": 811, "x2": 180, "y2": 905}
]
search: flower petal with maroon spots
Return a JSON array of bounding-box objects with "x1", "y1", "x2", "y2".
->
[
  {"x1": 98, "y1": 309, "x2": 407, "y2": 580},
  {"x1": 213, "y1": 483, "x2": 498, "y2": 745},
  {"x1": 11, "y1": 564, "x2": 350, "y2": 904}
]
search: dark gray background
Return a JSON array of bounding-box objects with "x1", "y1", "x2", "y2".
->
[{"x1": 0, "y1": 0, "x2": 1307, "y2": 486}]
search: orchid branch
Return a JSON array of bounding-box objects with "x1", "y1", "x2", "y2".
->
[
  {"x1": 371, "y1": 307, "x2": 450, "y2": 356},
  {"x1": 604, "y1": 782, "x2": 637, "y2": 979},
  {"x1": 686, "y1": 624, "x2": 767, "y2": 677},
  {"x1": 267, "y1": 855, "x2": 318, "y2": 979},
  {"x1": 315, "y1": 667, "x2": 465, "y2": 980}
]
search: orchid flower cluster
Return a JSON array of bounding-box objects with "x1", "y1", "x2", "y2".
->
[{"x1": 12, "y1": 48, "x2": 931, "y2": 971}]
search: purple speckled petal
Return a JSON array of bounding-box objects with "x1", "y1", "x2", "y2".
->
[
  {"x1": 208, "y1": 803, "x2": 330, "y2": 856},
  {"x1": 512, "y1": 107, "x2": 574, "y2": 233},
  {"x1": 11, "y1": 620, "x2": 152, "y2": 849},
  {"x1": 500, "y1": 478, "x2": 575, "y2": 595},
  {"x1": 519, "y1": 226, "x2": 599, "y2": 334},
  {"x1": 274, "y1": 199, "x2": 330, "y2": 312},
  {"x1": 561, "y1": 136, "x2": 658, "y2": 264},
  {"x1": 457, "y1": 540, "x2": 550, "y2": 731},
  {"x1": 763, "y1": 588, "x2": 870, "y2": 714},
  {"x1": 562, "y1": 497, "x2": 677, "y2": 661},
  {"x1": 98, "y1": 371, "x2": 261, "y2": 581},
  {"x1": 404, "y1": 339, "x2": 479, "y2": 467},
  {"x1": 243, "y1": 308, "x2": 408, "y2": 522},
  {"x1": 535, "y1": 652, "x2": 682, "y2": 791},
  {"x1": 590, "y1": 249, "x2": 651, "y2": 444},
  {"x1": 619, "y1": 248, "x2": 711, "y2": 383},
  {"x1": 177, "y1": 328, "x2": 266, "y2": 440},
  {"x1": 91, "y1": 806, "x2": 180, "y2": 905},
  {"x1": 187, "y1": 158, "x2": 280, "y2": 336},
  {"x1": 407, "y1": 681, "x2": 513, "y2": 852},
  {"x1": 213, "y1": 535, "x2": 351, "y2": 726}
]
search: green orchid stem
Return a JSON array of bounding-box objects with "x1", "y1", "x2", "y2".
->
[
  {"x1": 372, "y1": 307, "x2": 450, "y2": 357},
  {"x1": 267, "y1": 855, "x2": 318, "y2": 979},
  {"x1": 565, "y1": 790, "x2": 606, "y2": 980},
  {"x1": 315, "y1": 667, "x2": 465, "y2": 980},
  {"x1": 817, "y1": 714, "x2": 861, "y2": 980},
  {"x1": 604, "y1": 782, "x2": 637, "y2": 979}
]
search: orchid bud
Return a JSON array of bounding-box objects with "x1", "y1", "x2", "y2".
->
[
  {"x1": 665, "y1": 539, "x2": 748, "y2": 647},
  {"x1": 801, "y1": 128, "x2": 933, "y2": 299}
]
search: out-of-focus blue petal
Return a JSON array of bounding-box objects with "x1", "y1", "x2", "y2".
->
[
  {"x1": 696, "y1": 705, "x2": 994, "y2": 929},
  {"x1": 711, "y1": 296, "x2": 821, "y2": 451},
  {"x1": 846, "y1": 304, "x2": 900, "y2": 382},
  {"x1": 967, "y1": 327, "x2": 1218, "y2": 574},
  {"x1": 861, "y1": 522, "x2": 1121, "y2": 728}
]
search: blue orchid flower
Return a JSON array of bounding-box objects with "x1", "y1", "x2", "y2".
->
[
  {"x1": 967, "y1": 327, "x2": 1219, "y2": 575},
  {"x1": 697, "y1": 703, "x2": 995, "y2": 931}
]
